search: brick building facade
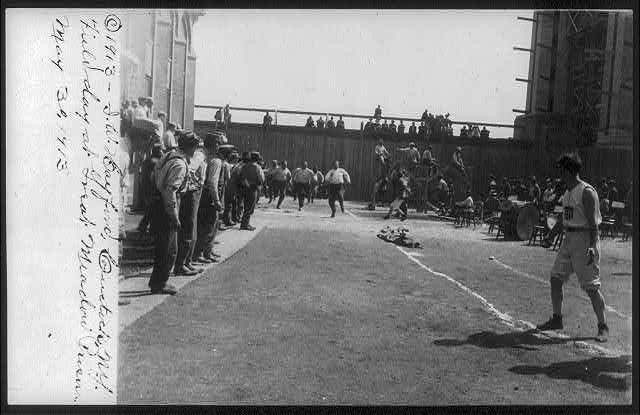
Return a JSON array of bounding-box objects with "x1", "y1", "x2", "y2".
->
[{"x1": 120, "y1": 10, "x2": 203, "y2": 130}]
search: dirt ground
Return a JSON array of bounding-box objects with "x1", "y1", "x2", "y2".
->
[{"x1": 118, "y1": 198, "x2": 633, "y2": 405}]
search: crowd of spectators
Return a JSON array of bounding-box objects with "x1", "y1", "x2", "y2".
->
[{"x1": 304, "y1": 115, "x2": 345, "y2": 129}]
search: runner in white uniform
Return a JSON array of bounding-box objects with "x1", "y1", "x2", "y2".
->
[{"x1": 537, "y1": 152, "x2": 609, "y2": 342}]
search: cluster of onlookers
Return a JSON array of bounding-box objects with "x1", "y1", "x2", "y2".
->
[
  {"x1": 460, "y1": 124, "x2": 490, "y2": 140},
  {"x1": 361, "y1": 106, "x2": 456, "y2": 141},
  {"x1": 304, "y1": 115, "x2": 346, "y2": 129}
]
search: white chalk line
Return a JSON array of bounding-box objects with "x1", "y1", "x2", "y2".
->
[
  {"x1": 396, "y1": 246, "x2": 624, "y2": 357},
  {"x1": 490, "y1": 257, "x2": 630, "y2": 320},
  {"x1": 345, "y1": 209, "x2": 359, "y2": 220}
]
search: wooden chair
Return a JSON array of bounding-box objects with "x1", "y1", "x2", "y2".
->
[{"x1": 487, "y1": 211, "x2": 502, "y2": 234}]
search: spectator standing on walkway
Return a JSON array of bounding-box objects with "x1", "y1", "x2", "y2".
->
[
  {"x1": 138, "y1": 144, "x2": 164, "y2": 233},
  {"x1": 192, "y1": 132, "x2": 226, "y2": 264},
  {"x1": 238, "y1": 152, "x2": 265, "y2": 231},
  {"x1": 325, "y1": 161, "x2": 351, "y2": 218},
  {"x1": 174, "y1": 135, "x2": 207, "y2": 276},
  {"x1": 148, "y1": 132, "x2": 201, "y2": 295},
  {"x1": 222, "y1": 152, "x2": 240, "y2": 226}
]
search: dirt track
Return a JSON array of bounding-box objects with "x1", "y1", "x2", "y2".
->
[{"x1": 118, "y1": 199, "x2": 632, "y2": 404}]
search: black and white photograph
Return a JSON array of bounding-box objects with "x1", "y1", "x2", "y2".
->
[{"x1": 4, "y1": 6, "x2": 636, "y2": 408}]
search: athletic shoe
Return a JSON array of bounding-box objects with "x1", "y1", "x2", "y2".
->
[
  {"x1": 173, "y1": 267, "x2": 198, "y2": 276},
  {"x1": 150, "y1": 283, "x2": 178, "y2": 295},
  {"x1": 192, "y1": 256, "x2": 213, "y2": 264},
  {"x1": 596, "y1": 322, "x2": 609, "y2": 343},
  {"x1": 185, "y1": 263, "x2": 202, "y2": 272},
  {"x1": 536, "y1": 315, "x2": 563, "y2": 331},
  {"x1": 240, "y1": 225, "x2": 256, "y2": 231}
]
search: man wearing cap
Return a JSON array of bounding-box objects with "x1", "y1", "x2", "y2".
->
[
  {"x1": 148, "y1": 131, "x2": 201, "y2": 295},
  {"x1": 238, "y1": 152, "x2": 265, "y2": 231},
  {"x1": 193, "y1": 132, "x2": 226, "y2": 263},
  {"x1": 325, "y1": 160, "x2": 351, "y2": 217},
  {"x1": 173, "y1": 134, "x2": 207, "y2": 276},
  {"x1": 537, "y1": 152, "x2": 609, "y2": 342},
  {"x1": 163, "y1": 122, "x2": 178, "y2": 151},
  {"x1": 292, "y1": 161, "x2": 315, "y2": 211}
]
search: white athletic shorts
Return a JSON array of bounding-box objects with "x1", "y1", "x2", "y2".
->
[{"x1": 550, "y1": 231, "x2": 601, "y2": 291}]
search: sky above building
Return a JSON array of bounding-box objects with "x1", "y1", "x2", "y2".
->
[{"x1": 193, "y1": 10, "x2": 534, "y2": 136}]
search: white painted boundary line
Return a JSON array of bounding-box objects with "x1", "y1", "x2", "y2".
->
[
  {"x1": 490, "y1": 257, "x2": 630, "y2": 320},
  {"x1": 396, "y1": 246, "x2": 624, "y2": 357},
  {"x1": 345, "y1": 209, "x2": 359, "y2": 220}
]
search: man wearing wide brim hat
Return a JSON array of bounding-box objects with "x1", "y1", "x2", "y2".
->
[
  {"x1": 192, "y1": 132, "x2": 227, "y2": 264},
  {"x1": 148, "y1": 131, "x2": 201, "y2": 295}
]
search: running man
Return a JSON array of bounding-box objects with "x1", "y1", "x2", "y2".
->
[
  {"x1": 536, "y1": 152, "x2": 609, "y2": 342},
  {"x1": 292, "y1": 161, "x2": 315, "y2": 211},
  {"x1": 325, "y1": 161, "x2": 351, "y2": 218}
]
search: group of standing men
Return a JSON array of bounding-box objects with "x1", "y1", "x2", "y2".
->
[{"x1": 143, "y1": 129, "x2": 265, "y2": 295}]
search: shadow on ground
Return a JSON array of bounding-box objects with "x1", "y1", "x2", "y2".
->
[
  {"x1": 509, "y1": 355, "x2": 632, "y2": 390},
  {"x1": 433, "y1": 330, "x2": 595, "y2": 351}
]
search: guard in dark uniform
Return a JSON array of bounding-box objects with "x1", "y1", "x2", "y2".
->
[
  {"x1": 238, "y1": 152, "x2": 265, "y2": 231},
  {"x1": 148, "y1": 131, "x2": 201, "y2": 295}
]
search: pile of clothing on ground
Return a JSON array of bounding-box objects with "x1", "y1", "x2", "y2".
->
[{"x1": 376, "y1": 225, "x2": 421, "y2": 248}]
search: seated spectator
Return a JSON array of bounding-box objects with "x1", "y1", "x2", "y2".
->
[
  {"x1": 397, "y1": 120, "x2": 405, "y2": 134},
  {"x1": 305, "y1": 116, "x2": 315, "y2": 128},
  {"x1": 480, "y1": 126, "x2": 490, "y2": 139},
  {"x1": 364, "y1": 118, "x2": 373, "y2": 131},
  {"x1": 336, "y1": 115, "x2": 345, "y2": 129},
  {"x1": 327, "y1": 116, "x2": 336, "y2": 128},
  {"x1": 470, "y1": 125, "x2": 481, "y2": 139},
  {"x1": 418, "y1": 121, "x2": 425, "y2": 137},
  {"x1": 316, "y1": 116, "x2": 325, "y2": 128},
  {"x1": 374, "y1": 105, "x2": 382, "y2": 121},
  {"x1": 389, "y1": 120, "x2": 397, "y2": 133},
  {"x1": 408, "y1": 121, "x2": 417, "y2": 136},
  {"x1": 460, "y1": 126, "x2": 469, "y2": 137},
  {"x1": 263, "y1": 111, "x2": 273, "y2": 127},
  {"x1": 500, "y1": 177, "x2": 511, "y2": 199}
]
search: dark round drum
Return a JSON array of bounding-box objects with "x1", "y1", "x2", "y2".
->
[
  {"x1": 499, "y1": 200, "x2": 539, "y2": 240},
  {"x1": 515, "y1": 203, "x2": 540, "y2": 241}
]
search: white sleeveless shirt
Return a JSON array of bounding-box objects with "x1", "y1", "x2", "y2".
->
[{"x1": 561, "y1": 180, "x2": 602, "y2": 228}]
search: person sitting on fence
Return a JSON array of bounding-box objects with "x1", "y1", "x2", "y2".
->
[
  {"x1": 460, "y1": 125, "x2": 469, "y2": 137},
  {"x1": 316, "y1": 116, "x2": 325, "y2": 129},
  {"x1": 408, "y1": 121, "x2": 417, "y2": 136},
  {"x1": 418, "y1": 121, "x2": 425, "y2": 138},
  {"x1": 336, "y1": 116, "x2": 345, "y2": 129},
  {"x1": 397, "y1": 120, "x2": 405, "y2": 135},
  {"x1": 327, "y1": 116, "x2": 336, "y2": 128},
  {"x1": 384, "y1": 169, "x2": 411, "y2": 221},
  {"x1": 389, "y1": 120, "x2": 397, "y2": 133},
  {"x1": 305, "y1": 116, "x2": 315, "y2": 128},
  {"x1": 263, "y1": 111, "x2": 273, "y2": 127},
  {"x1": 480, "y1": 126, "x2": 490, "y2": 139},
  {"x1": 470, "y1": 125, "x2": 481, "y2": 139}
]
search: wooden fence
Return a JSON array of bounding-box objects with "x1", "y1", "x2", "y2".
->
[{"x1": 193, "y1": 121, "x2": 634, "y2": 202}]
